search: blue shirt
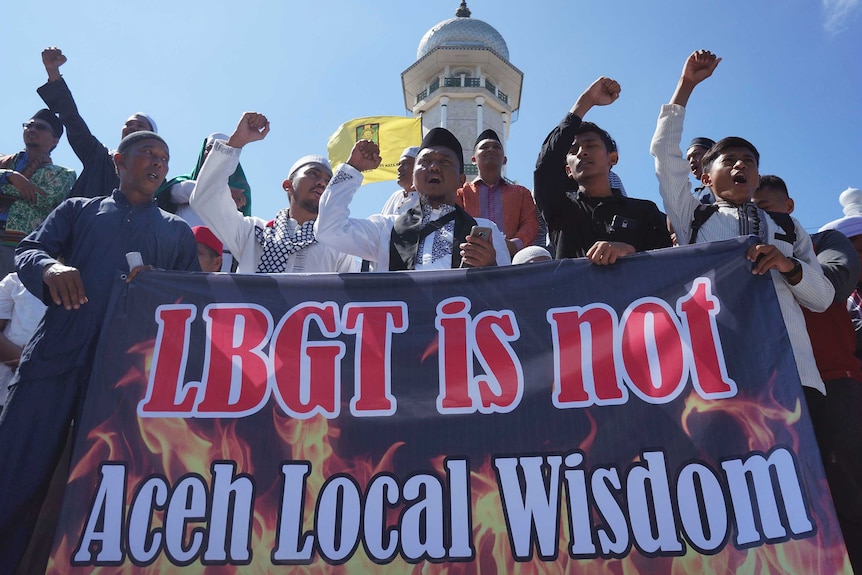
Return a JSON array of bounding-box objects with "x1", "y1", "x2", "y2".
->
[{"x1": 14, "y1": 190, "x2": 200, "y2": 377}]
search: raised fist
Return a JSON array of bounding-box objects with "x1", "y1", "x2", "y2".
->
[{"x1": 42, "y1": 47, "x2": 67, "y2": 71}]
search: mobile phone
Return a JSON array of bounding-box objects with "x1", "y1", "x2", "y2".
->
[
  {"x1": 470, "y1": 225, "x2": 492, "y2": 240},
  {"x1": 461, "y1": 226, "x2": 493, "y2": 268}
]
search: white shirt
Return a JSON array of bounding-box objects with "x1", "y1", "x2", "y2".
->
[
  {"x1": 315, "y1": 163, "x2": 511, "y2": 272},
  {"x1": 190, "y1": 141, "x2": 357, "y2": 274},
  {"x1": 0, "y1": 273, "x2": 46, "y2": 403},
  {"x1": 650, "y1": 103, "x2": 834, "y2": 393},
  {"x1": 380, "y1": 189, "x2": 419, "y2": 216},
  {"x1": 169, "y1": 180, "x2": 206, "y2": 228}
]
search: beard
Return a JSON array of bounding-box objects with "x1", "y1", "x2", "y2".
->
[{"x1": 298, "y1": 197, "x2": 320, "y2": 215}]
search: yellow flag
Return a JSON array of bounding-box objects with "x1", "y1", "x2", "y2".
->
[{"x1": 327, "y1": 116, "x2": 422, "y2": 184}]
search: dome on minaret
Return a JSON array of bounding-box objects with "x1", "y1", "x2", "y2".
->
[
  {"x1": 417, "y1": 1, "x2": 509, "y2": 61},
  {"x1": 402, "y1": 1, "x2": 524, "y2": 172}
]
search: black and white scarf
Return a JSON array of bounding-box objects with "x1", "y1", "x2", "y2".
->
[
  {"x1": 715, "y1": 200, "x2": 768, "y2": 242},
  {"x1": 689, "y1": 201, "x2": 771, "y2": 245},
  {"x1": 254, "y1": 208, "x2": 316, "y2": 273},
  {"x1": 421, "y1": 202, "x2": 457, "y2": 263},
  {"x1": 389, "y1": 200, "x2": 477, "y2": 270}
]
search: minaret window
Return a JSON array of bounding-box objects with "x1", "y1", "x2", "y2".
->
[
  {"x1": 484, "y1": 77, "x2": 496, "y2": 96},
  {"x1": 444, "y1": 69, "x2": 475, "y2": 88}
]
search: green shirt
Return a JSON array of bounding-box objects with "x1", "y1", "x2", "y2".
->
[{"x1": 0, "y1": 157, "x2": 76, "y2": 246}]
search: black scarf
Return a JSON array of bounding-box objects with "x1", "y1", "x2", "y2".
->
[{"x1": 389, "y1": 203, "x2": 477, "y2": 271}]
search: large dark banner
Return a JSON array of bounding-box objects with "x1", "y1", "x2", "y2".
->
[{"x1": 48, "y1": 237, "x2": 851, "y2": 573}]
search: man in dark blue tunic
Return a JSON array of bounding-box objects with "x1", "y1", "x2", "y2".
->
[{"x1": 0, "y1": 131, "x2": 199, "y2": 573}]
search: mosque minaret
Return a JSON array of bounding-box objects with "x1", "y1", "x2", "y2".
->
[{"x1": 401, "y1": 1, "x2": 523, "y2": 176}]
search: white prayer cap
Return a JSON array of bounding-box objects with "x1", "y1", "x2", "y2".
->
[
  {"x1": 512, "y1": 246, "x2": 553, "y2": 265},
  {"x1": 288, "y1": 155, "x2": 332, "y2": 179},
  {"x1": 205, "y1": 133, "x2": 229, "y2": 147},
  {"x1": 132, "y1": 113, "x2": 158, "y2": 134},
  {"x1": 400, "y1": 146, "x2": 420, "y2": 160}
]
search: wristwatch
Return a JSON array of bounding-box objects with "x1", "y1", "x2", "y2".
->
[{"x1": 780, "y1": 257, "x2": 802, "y2": 279}]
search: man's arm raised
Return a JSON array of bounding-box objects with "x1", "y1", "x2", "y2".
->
[
  {"x1": 315, "y1": 140, "x2": 388, "y2": 264},
  {"x1": 190, "y1": 112, "x2": 269, "y2": 260},
  {"x1": 670, "y1": 50, "x2": 721, "y2": 108},
  {"x1": 37, "y1": 46, "x2": 111, "y2": 182},
  {"x1": 571, "y1": 77, "x2": 621, "y2": 119},
  {"x1": 42, "y1": 47, "x2": 67, "y2": 83},
  {"x1": 226, "y1": 112, "x2": 270, "y2": 149},
  {"x1": 650, "y1": 51, "x2": 720, "y2": 244},
  {"x1": 346, "y1": 139, "x2": 382, "y2": 172},
  {"x1": 534, "y1": 76, "x2": 620, "y2": 227}
]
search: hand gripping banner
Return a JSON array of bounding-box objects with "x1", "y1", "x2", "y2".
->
[{"x1": 49, "y1": 237, "x2": 852, "y2": 573}]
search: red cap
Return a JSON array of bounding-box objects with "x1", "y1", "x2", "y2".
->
[{"x1": 192, "y1": 226, "x2": 223, "y2": 255}]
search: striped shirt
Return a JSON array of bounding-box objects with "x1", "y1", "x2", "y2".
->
[{"x1": 650, "y1": 104, "x2": 834, "y2": 394}]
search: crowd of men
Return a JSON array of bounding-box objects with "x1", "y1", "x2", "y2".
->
[{"x1": 0, "y1": 47, "x2": 859, "y2": 573}]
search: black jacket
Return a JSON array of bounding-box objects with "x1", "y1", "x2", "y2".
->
[
  {"x1": 37, "y1": 78, "x2": 120, "y2": 198},
  {"x1": 534, "y1": 112, "x2": 672, "y2": 259}
]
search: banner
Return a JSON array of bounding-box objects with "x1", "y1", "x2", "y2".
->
[
  {"x1": 49, "y1": 238, "x2": 851, "y2": 573},
  {"x1": 327, "y1": 116, "x2": 422, "y2": 184}
]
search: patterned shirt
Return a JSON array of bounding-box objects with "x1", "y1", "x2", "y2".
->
[
  {"x1": 0, "y1": 151, "x2": 76, "y2": 246},
  {"x1": 417, "y1": 201, "x2": 457, "y2": 267}
]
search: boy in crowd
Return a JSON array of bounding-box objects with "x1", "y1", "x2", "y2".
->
[
  {"x1": 686, "y1": 136, "x2": 715, "y2": 204},
  {"x1": 192, "y1": 225, "x2": 224, "y2": 272},
  {"x1": 650, "y1": 49, "x2": 833, "y2": 397},
  {"x1": 458, "y1": 129, "x2": 538, "y2": 256}
]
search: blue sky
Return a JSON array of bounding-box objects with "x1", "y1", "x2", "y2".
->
[{"x1": 2, "y1": 0, "x2": 860, "y2": 233}]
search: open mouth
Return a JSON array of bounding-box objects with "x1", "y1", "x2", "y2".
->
[
  {"x1": 427, "y1": 176, "x2": 442, "y2": 184},
  {"x1": 732, "y1": 173, "x2": 747, "y2": 184}
]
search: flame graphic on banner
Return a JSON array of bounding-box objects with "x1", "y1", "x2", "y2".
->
[{"x1": 46, "y1": 341, "x2": 852, "y2": 574}]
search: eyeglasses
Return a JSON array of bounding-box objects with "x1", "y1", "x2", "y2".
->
[{"x1": 23, "y1": 121, "x2": 53, "y2": 133}]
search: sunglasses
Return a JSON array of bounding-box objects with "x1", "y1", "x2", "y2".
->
[{"x1": 23, "y1": 121, "x2": 53, "y2": 133}]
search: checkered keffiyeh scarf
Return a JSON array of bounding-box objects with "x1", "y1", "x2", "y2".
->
[{"x1": 254, "y1": 208, "x2": 316, "y2": 273}]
